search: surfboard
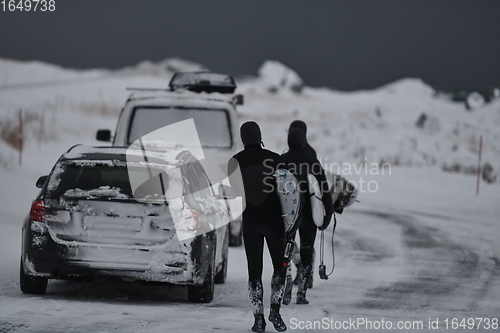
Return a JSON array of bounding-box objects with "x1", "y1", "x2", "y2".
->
[
  {"x1": 274, "y1": 169, "x2": 301, "y2": 233},
  {"x1": 328, "y1": 173, "x2": 358, "y2": 212},
  {"x1": 308, "y1": 173, "x2": 325, "y2": 227}
]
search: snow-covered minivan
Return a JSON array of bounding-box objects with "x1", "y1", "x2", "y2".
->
[{"x1": 96, "y1": 73, "x2": 244, "y2": 246}]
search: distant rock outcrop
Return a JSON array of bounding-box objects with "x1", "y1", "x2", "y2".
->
[
  {"x1": 465, "y1": 92, "x2": 485, "y2": 111},
  {"x1": 377, "y1": 78, "x2": 436, "y2": 98},
  {"x1": 257, "y1": 60, "x2": 304, "y2": 93}
]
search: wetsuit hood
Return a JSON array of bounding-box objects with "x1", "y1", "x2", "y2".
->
[
  {"x1": 289, "y1": 120, "x2": 307, "y2": 134},
  {"x1": 288, "y1": 127, "x2": 306, "y2": 151},
  {"x1": 240, "y1": 121, "x2": 262, "y2": 147}
]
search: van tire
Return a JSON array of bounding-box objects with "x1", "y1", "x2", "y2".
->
[
  {"x1": 215, "y1": 227, "x2": 229, "y2": 284},
  {"x1": 20, "y1": 259, "x2": 48, "y2": 294},
  {"x1": 188, "y1": 252, "x2": 215, "y2": 303}
]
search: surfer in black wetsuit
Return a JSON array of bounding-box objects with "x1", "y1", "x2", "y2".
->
[
  {"x1": 281, "y1": 127, "x2": 333, "y2": 304},
  {"x1": 289, "y1": 120, "x2": 317, "y2": 159},
  {"x1": 288, "y1": 120, "x2": 318, "y2": 289},
  {"x1": 228, "y1": 121, "x2": 288, "y2": 332}
]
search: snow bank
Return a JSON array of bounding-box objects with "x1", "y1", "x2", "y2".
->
[
  {"x1": 1, "y1": 57, "x2": 499, "y2": 184},
  {"x1": 0, "y1": 58, "x2": 107, "y2": 87},
  {"x1": 118, "y1": 58, "x2": 209, "y2": 77},
  {"x1": 236, "y1": 76, "x2": 500, "y2": 183},
  {"x1": 256, "y1": 60, "x2": 304, "y2": 93},
  {"x1": 376, "y1": 77, "x2": 436, "y2": 98}
]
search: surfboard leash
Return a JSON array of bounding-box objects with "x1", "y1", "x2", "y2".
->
[{"x1": 319, "y1": 212, "x2": 337, "y2": 280}]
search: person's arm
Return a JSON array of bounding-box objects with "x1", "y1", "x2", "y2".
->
[{"x1": 227, "y1": 156, "x2": 245, "y2": 197}]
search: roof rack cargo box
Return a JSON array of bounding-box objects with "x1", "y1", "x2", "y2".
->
[{"x1": 169, "y1": 72, "x2": 236, "y2": 94}]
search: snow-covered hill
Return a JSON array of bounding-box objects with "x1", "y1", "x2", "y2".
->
[{"x1": 1, "y1": 57, "x2": 499, "y2": 183}]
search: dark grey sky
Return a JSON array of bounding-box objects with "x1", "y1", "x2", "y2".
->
[{"x1": 1, "y1": 0, "x2": 499, "y2": 90}]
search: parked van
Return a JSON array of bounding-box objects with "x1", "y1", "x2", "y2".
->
[{"x1": 96, "y1": 73, "x2": 244, "y2": 245}]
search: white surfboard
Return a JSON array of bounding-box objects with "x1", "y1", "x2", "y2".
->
[
  {"x1": 274, "y1": 169, "x2": 301, "y2": 233},
  {"x1": 308, "y1": 173, "x2": 325, "y2": 227}
]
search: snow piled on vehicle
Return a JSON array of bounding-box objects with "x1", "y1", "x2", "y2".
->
[{"x1": 63, "y1": 186, "x2": 129, "y2": 199}]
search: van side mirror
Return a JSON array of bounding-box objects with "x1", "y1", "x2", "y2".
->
[
  {"x1": 216, "y1": 184, "x2": 237, "y2": 200},
  {"x1": 36, "y1": 175, "x2": 48, "y2": 188},
  {"x1": 232, "y1": 94, "x2": 244, "y2": 106},
  {"x1": 96, "y1": 129, "x2": 112, "y2": 142}
]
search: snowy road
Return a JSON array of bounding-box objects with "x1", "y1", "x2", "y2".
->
[{"x1": 1, "y1": 168, "x2": 499, "y2": 333}]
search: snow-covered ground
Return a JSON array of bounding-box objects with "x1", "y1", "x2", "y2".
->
[{"x1": 1, "y1": 58, "x2": 499, "y2": 332}]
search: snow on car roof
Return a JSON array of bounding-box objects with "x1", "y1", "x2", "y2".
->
[
  {"x1": 62, "y1": 145, "x2": 186, "y2": 166},
  {"x1": 124, "y1": 92, "x2": 237, "y2": 117},
  {"x1": 126, "y1": 88, "x2": 233, "y2": 105}
]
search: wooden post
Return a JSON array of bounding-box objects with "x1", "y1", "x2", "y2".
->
[
  {"x1": 18, "y1": 109, "x2": 23, "y2": 167},
  {"x1": 51, "y1": 95, "x2": 59, "y2": 123},
  {"x1": 38, "y1": 109, "x2": 45, "y2": 148},
  {"x1": 476, "y1": 135, "x2": 483, "y2": 196}
]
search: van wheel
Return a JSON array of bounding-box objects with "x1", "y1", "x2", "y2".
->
[
  {"x1": 20, "y1": 259, "x2": 48, "y2": 294},
  {"x1": 188, "y1": 252, "x2": 215, "y2": 303},
  {"x1": 229, "y1": 221, "x2": 242, "y2": 247},
  {"x1": 215, "y1": 227, "x2": 229, "y2": 284}
]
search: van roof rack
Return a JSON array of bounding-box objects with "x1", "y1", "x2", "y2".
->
[
  {"x1": 126, "y1": 87, "x2": 169, "y2": 92},
  {"x1": 169, "y1": 72, "x2": 236, "y2": 94}
]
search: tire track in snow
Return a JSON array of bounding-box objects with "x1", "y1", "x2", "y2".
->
[{"x1": 351, "y1": 210, "x2": 498, "y2": 314}]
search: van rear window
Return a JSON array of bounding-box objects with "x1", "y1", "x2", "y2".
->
[
  {"x1": 49, "y1": 164, "x2": 133, "y2": 198},
  {"x1": 128, "y1": 107, "x2": 232, "y2": 148},
  {"x1": 48, "y1": 163, "x2": 179, "y2": 202}
]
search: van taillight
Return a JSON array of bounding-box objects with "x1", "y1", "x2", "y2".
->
[{"x1": 29, "y1": 201, "x2": 45, "y2": 222}]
